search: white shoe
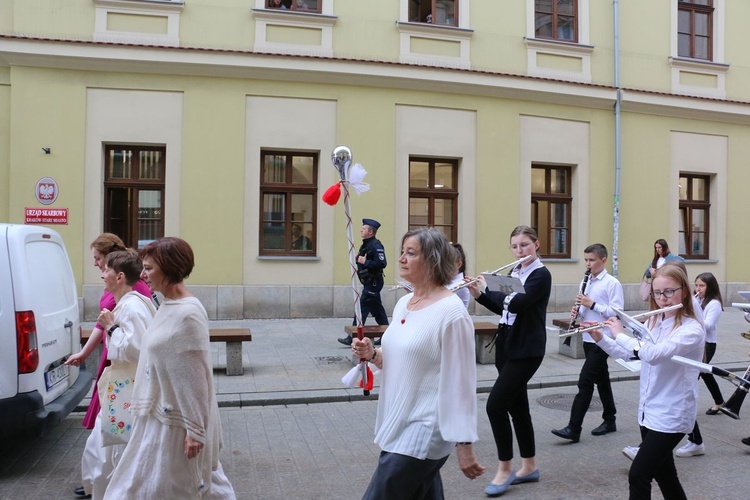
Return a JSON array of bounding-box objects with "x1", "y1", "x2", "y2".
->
[
  {"x1": 622, "y1": 445, "x2": 639, "y2": 461},
  {"x1": 675, "y1": 441, "x2": 705, "y2": 457}
]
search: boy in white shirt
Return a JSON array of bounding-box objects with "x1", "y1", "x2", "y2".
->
[{"x1": 552, "y1": 243, "x2": 624, "y2": 443}]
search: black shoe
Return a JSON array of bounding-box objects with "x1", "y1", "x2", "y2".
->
[
  {"x1": 373, "y1": 337, "x2": 381, "y2": 346},
  {"x1": 74, "y1": 487, "x2": 91, "y2": 498},
  {"x1": 742, "y1": 436, "x2": 750, "y2": 446},
  {"x1": 337, "y1": 335, "x2": 353, "y2": 346},
  {"x1": 706, "y1": 405, "x2": 722, "y2": 415},
  {"x1": 551, "y1": 426, "x2": 580, "y2": 443},
  {"x1": 591, "y1": 421, "x2": 617, "y2": 436}
]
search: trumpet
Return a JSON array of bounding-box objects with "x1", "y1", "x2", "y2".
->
[
  {"x1": 449, "y1": 255, "x2": 532, "y2": 292},
  {"x1": 559, "y1": 303, "x2": 684, "y2": 338}
]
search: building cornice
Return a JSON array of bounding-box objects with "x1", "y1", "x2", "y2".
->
[{"x1": 1, "y1": 34, "x2": 750, "y2": 123}]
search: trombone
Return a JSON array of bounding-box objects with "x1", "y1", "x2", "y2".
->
[
  {"x1": 559, "y1": 303, "x2": 684, "y2": 338},
  {"x1": 449, "y1": 255, "x2": 532, "y2": 292}
]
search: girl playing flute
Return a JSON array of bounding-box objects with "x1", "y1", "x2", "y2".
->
[{"x1": 589, "y1": 265, "x2": 704, "y2": 499}]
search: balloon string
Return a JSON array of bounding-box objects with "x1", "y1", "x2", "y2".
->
[{"x1": 343, "y1": 181, "x2": 363, "y2": 327}]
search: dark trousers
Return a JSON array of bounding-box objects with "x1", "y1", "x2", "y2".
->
[
  {"x1": 354, "y1": 280, "x2": 389, "y2": 326},
  {"x1": 568, "y1": 342, "x2": 617, "y2": 430},
  {"x1": 362, "y1": 451, "x2": 449, "y2": 500},
  {"x1": 487, "y1": 353, "x2": 544, "y2": 462},
  {"x1": 687, "y1": 342, "x2": 723, "y2": 444},
  {"x1": 699, "y1": 343, "x2": 724, "y2": 405},
  {"x1": 629, "y1": 426, "x2": 686, "y2": 500}
]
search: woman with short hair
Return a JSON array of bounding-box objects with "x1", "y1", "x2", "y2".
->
[
  {"x1": 104, "y1": 237, "x2": 235, "y2": 499},
  {"x1": 353, "y1": 227, "x2": 484, "y2": 499}
]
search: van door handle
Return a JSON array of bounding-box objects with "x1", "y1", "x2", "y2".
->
[{"x1": 64, "y1": 320, "x2": 73, "y2": 329}]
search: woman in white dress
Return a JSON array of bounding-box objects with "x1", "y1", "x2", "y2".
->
[
  {"x1": 104, "y1": 237, "x2": 235, "y2": 499},
  {"x1": 91, "y1": 250, "x2": 156, "y2": 498}
]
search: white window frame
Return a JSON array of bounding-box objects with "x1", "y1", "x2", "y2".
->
[
  {"x1": 524, "y1": 0, "x2": 593, "y2": 83},
  {"x1": 669, "y1": 0, "x2": 728, "y2": 99},
  {"x1": 396, "y1": 0, "x2": 473, "y2": 69},
  {"x1": 93, "y1": 0, "x2": 183, "y2": 47}
]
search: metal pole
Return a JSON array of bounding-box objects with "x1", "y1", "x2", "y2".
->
[{"x1": 612, "y1": 0, "x2": 622, "y2": 279}]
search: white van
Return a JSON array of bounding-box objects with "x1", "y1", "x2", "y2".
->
[{"x1": 0, "y1": 223, "x2": 92, "y2": 436}]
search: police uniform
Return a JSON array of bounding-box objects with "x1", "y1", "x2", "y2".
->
[{"x1": 338, "y1": 218, "x2": 389, "y2": 346}]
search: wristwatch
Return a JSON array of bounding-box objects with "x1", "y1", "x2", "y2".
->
[{"x1": 107, "y1": 324, "x2": 120, "y2": 336}]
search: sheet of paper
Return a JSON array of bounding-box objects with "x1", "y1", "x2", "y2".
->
[
  {"x1": 616, "y1": 358, "x2": 641, "y2": 372},
  {"x1": 613, "y1": 307, "x2": 656, "y2": 344},
  {"x1": 482, "y1": 273, "x2": 525, "y2": 294}
]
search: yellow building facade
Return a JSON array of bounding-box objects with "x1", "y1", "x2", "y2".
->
[{"x1": 1, "y1": 0, "x2": 749, "y2": 320}]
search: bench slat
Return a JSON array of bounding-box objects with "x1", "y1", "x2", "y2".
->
[
  {"x1": 82, "y1": 328, "x2": 251, "y2": 343},
  {"x1": 81, "y1": 327, "x2": 251, "y2": 376}
]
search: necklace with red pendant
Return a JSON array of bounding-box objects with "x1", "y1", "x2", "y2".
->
[{"x1": 401, "y1": 296, "x2": 426, "y2": 324}]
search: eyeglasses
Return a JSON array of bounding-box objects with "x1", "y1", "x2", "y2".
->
[
  {"x1": 509, "y1": 242, "x2": 532, "y2": 251},
  {"x1": 651, "y1": 288, "x2": 681, "y2": 299}
]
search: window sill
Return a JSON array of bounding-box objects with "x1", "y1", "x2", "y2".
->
[
  {"x1": 258, "y1": 255, "x2": 321, "y2": 261},
  {"x1": 395, "y1": 21, "x2": 474, "y2": 38},
  {"x1": 670, "y1": 57, "x2": 730, "y2": 72},
  {"x1": 679, "y1": 258, "x2": 718, "y2": 264},
  {"x1": 524, "y1": 37, "x2": 594, "y2": 55},
  {"x1": 94, "y1": 0, "x2": 184, "y2": 11},
  {"x1": 251, "y1": 8, "x2": 337, "y2": 26}
]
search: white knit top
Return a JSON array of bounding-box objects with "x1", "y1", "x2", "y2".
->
[{"x1": 374, "y1": 293, "x2": 478, "y2": 460}]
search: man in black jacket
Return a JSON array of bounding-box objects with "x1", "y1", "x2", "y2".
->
[{"x1": 338, "y1": 218, "x2": 389, "y2": 346}]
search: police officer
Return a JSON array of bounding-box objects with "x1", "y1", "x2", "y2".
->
[{"x1": 338, "y1": 218, "x2": 389, "y2": 346}]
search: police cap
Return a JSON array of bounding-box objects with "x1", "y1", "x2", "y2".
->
[{"x1": 362, "y1": 218, "x2": 381, "y2": 229}]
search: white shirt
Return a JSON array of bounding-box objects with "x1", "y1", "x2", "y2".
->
[
  {"x1": 499, "y1": 258, "x2": 545, "y2": 326},
  {"x1": 596, "y1": 315, "x2": 704, "y2": 434},
  {"x1": 579, "y1": 269, "x2": 624, "y2": 343},
  {"x1": 375, "y1": 294, "x2": 478, "y2": 460},
  {"x1": 699, "y1": 298, "x2": 722, "y2": 344},
  {"x1": 106, "y1": 291, "x2": 157, "y2": 365},
  {"x1": 447, "y1": 272, "x2": 470, "y2": 309}
]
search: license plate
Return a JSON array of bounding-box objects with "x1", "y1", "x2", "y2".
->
[{"x1": 44, "y1": 363, "x2": 69, "y2": 391}]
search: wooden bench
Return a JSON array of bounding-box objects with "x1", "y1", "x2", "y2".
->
[
  {"x1": 82, "y1": 327, "x2": 252, "y2": 376},
  {"x1": 552, "y1": 318, "x2": 585, "y2": 359},
  {"x1": 345, "y1": 322, "x2": 499, "y2": 365},
  {"x1": 343, "y1": 325, "x2": 388, "y2": 339}
]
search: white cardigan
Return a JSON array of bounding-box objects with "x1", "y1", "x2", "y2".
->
[{"x1": 374, "y1": 293, "x2": 478, "y2": 460}]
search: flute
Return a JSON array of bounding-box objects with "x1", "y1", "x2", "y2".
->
[
  {"x1": 388, "y1": 280, "x2": 414, "y2": 292},
  {"x1": 559, "y1": 303, "x2": 683, "y2": 338},
  {"x1": 449, "y1": 255, "x2": 532, "y2": 292}
]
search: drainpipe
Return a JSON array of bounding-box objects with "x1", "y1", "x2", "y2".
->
[{"x1": 612, "y1": 0, "x2": 622, "y2": 279}]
